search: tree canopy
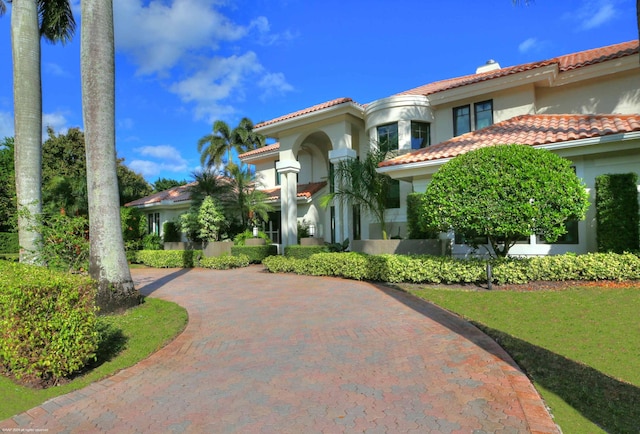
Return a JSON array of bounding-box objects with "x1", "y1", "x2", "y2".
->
[{"x1": 419, "y1": 144, "x2": 590, "y2": 257}]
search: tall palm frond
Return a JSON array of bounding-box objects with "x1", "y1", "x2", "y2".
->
[{"x1": 39, "y1": 0, "x2": 75, "y2": 44}]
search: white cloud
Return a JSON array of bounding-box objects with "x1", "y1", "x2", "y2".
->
[
  {"x1": 44, "y1": 62, "x2": 70, "y2": 78},
  {"x1": 42, "y1": 112, "x2": 70, "y2": 139},
  {"x1": 518, "y1": 37, "x2": 538, "y2": 54},
  {"x1": 258, "y1": 72, "x2": 294, "y2": 100},
  {"x1": 0, "y1": 111, "x2": 13, "y2": 140},
  {"x1": 129, "y1": 144, "x2": 189, "y2": 178},
  {"x1": 114, "y1": 0, "x2": 248, "y2": 75},
  {"x1": 566, "y1": 0, "x2": 619, "y2": 31}
]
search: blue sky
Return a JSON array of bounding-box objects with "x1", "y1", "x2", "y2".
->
[{"x1": 0, "y1": 0, "x2": 637, "y2": 185}]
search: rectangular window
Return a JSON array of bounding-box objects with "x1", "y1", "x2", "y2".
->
[
  {"x1": 377, "y1": 123, "x2": 398, "y2": 153},
  {"x1": 352, "y1": 205, "x2": 361, "y2": 241},
  {"x1": 147, "y1": 213, "x2": 160, "y2": 235},
  {"x1": 330, "y1": 206, "x2": 336, "y2": 244},
  {"x1": 537, "y1": 220, "x2": 579, "y2": 245},
  {"x1": 329, "y1": 163, "x2": 335, "y2": 193},
  {"x1": 275, "y1": 161, "x2": 281, "y2": 185},
  {"x1": 385, "y1": 179, "x2": 400, "y2": 209},
  {"x1": 474, "y1": 100, "x2": 493, "y2": 130},
  {"x1": 411, "y1": 121, "x2": 431, "y2": 149},
  {"x1": 453, "y1": 105, "x2": 471, "y2": 136}
]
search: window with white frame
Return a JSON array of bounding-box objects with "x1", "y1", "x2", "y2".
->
[
  {"x1": 411, "y1": 121, "x2": 431, "y2": 149},
  {"x1": 377, "y1": 123, "x2": 398, "y2": 153}
]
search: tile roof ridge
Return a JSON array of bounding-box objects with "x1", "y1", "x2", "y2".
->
[{"x1": 255, "y1": 97, "x2": 362, "y2": 129}]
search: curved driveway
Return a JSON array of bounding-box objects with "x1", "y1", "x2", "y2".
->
[{"x1": 1, "y1": 266, "x2": 559, "y2": 433}]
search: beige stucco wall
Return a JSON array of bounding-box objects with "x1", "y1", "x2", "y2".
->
[{"x1": 536, "y1": 70, "x2": 640, "y2": 115}]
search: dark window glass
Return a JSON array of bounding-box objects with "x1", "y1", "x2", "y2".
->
[
  {"x1": 385, "y1": 179, "x2": 400, "y2": 209},
  {"x1": 411, "y1": 121, "x2": 431, "y2": 149},
  {"x1": 352, "y1": 205, "x2": 361, "y2": 241},
  {"x1": 377, "y1": 123, "x2": 398, "y2": 153},
  {"x1": 275, "y1": 161, "x2": 281, "y2": 185},
  {"x1": 474, "y1": 100, "x2": 493, "y2": 130},
  {"x1": 329, "y1": 163, "x2": 335, "y2": 193},
  {"x1": 330, "y1": 206, "x2": 336, "y2": 243},
  {"x1": 537, "y1": 220, "x2": 579, "y2": 245},
  {"x1": 453, "y1": 105, "x2": 471, "y2": 136}
]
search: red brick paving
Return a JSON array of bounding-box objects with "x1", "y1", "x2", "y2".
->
[{"x1": 1, "y1": 266, "x2": 560, "y2": 433}]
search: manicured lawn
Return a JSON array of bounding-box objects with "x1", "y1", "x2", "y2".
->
[
  {"x1": 0, "y1": 297, "x2": 187, "y2": 420},
  {"x1": 405, "y1": 284, "x2": 640, "y2": 433}
]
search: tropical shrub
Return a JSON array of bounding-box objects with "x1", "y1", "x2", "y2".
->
[
  {"x1": 120, "y1": 206, "x2": 145, "y2": 251},
  {"x1": 0, "y1": 262, "x2": 98, "y2": 383},
  {"x1": 199, "y1": 254, "x2": 251, "y2": 269},
  {"x1": 162, "y1": 221, "x2": 182, "y2": 243},
  {"x1": 233, "y1": 229, "x2": 272, "y2": 246},
  {"x1": 231, "y1": 245, "x2": 277, "y2": 263},
  {"x1": 0, "y1": 232, "x2": 19, "y2": 254},
  {"x1": 142, "y1": 234, "x2": 163, "y2": 250},
  {"x1": 406, "y1": 193, "x2": 434, "y2": 239},
  {"x1": 133, "y1": 250, "x2": 200, "y2": 268},
  {"x1": 284, "y1": 245, "x2": 329, "y2": 258},
  {"x1": 420, "y1": 144, "x2": 590, "y2": 257},
  {"x1": 38, "y1": 214, "x2": 90, "y2": 273},
  {"x1": 596, "y1": 173, "x2": 639, "y2": 253}
]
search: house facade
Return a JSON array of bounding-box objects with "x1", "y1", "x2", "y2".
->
[{"x1": 241, "y1": 40, "x2": 640, "y2": 256}]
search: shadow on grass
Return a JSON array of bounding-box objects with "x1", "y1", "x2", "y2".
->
[
  {"x1": 471, "y1": 324, "x2": 640, "y2": 433},
  {"x1": 89, "y1": 322, "x2": 128, "y2": 369}
]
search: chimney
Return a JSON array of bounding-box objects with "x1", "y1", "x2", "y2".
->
[{"x1": 476, "y1": 59, "x2": 500, "y2": 74}]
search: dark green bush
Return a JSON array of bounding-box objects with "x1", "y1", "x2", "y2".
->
[
  {"x1": 142, "y1": 234, "x2": 163, "y2": 250},
  {"x1": 233, "y1": 230, "x2": 272, "y2": 246},
  {"x1": 133, "y1": 250, "x2": 200, "y2": 268},
  {"x1": 0, "y1": 262, "x2": 98, "y2": 383},
  {"x1": 231, "y1": 245, "x2": 277, "y2": 263},
  {"x1": 596, "y1": 173, "x2": 639, "y2": 253},
  {"x1": 263, "y1": 252, "x2": 640, "y2": 285},
  {"x1": 407, "y1": 193, "x2": 435, "y2": 239},
  {"x1": 38, "y1": 214, "x2": 90, "y2": 273},
  {"x1": 284, "y1": 244, "x2": 329, "y2": 258},
  {"x1": 162, "y1": 221, "x2": 181, "y2": 243},
  {"x1": 0, "y1": 232, "x2": 19, "y2": 254},
  {"x1": 200, "y1": 254, "x2": 251, "y2": 269}
]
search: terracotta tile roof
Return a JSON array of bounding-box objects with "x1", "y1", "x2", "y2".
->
[
  {"x1": 379, "y1": 114, "x2": 640, "y2": 168},
  {"x1": 398, "y1": 40, "x2": 638, "y2": 97},
  {"x1": 254, "y1": 97, "x2": 361, "y2": 129},
  {"x1": 261, "y1": 181, "x2": 327, "y2": 202},
  {"x1": 239, "y1": 142, "x2": 280, "y2": 159},
  {"x1": 125, "y1": 182, "x2": 196, "y2": 207}
]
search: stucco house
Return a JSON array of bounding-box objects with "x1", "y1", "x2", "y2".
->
[
  {"x1": 240, "y1": 40, "x2": 640, "y2": 256},
  {"x1": 128, "y1": 40, "x2": 640, "y2": 256}
]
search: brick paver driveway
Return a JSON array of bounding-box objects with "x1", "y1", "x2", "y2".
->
[{"x1": 1, "y1": 266, "x2": 559, "y2": 433}]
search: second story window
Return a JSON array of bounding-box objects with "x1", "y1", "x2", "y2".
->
[
  {"x1": 377, "y1": 123, "x2": 398, "y2": 154},
  {"x1": 453, "y1": 105, "x2": 471, "y2": 136},
  {"x1": 474, "y1": 100, "x2": 493, "y2": 130},
  {"x1": 411, "y1": 121, "x2": 431, "y2": 149},
  {"x1": 274, "y1": 161, "x2": 281, "y2": 185}
]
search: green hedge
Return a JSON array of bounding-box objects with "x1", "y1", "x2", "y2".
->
[
  {"x1": 0, "y1": 232, "x2": 19, "y2": 254},
  {"x1": 406, "y1": 193, "x2": 436, "y2": 239},
  {"x1": 133, "y1": 250, "x2": 201, "y2": 268},
  {"x1": 284, "y1": 245, "x2": 329, "y2": 258},
  {"x1": 0, "y1": 262, "x2": 98, "y2": 382},
  {"x1": 200, "y1": 254, "x2": 251, "y2": 269},
  {"x1": 231, "y1": 245, "x2": 278, "y2": 263},
  {"x1": 262, "y1": 252, "x2": 640, "y2": 285},
  {"x1": 596, "y1": 173, "x2": 639, "y2": 253}
]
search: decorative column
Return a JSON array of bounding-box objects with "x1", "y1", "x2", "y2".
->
[
  {"x1": 276, "y1": 160, "x2": 301, "y2": 250},
  {"x1": 328, "y1": 148, "x2": 357, "y2": 245}
]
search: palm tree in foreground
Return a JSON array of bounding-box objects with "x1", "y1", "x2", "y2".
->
[
  {"x1": 4, "y1": 0, "x2": 75, "y2": 263},
  {"x1": 81, "y1": 0, "x2": 139, "y2": 313}
]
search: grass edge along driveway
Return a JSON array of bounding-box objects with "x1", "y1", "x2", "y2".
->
[{"x1": 404, "y1": 283, "x2": 640, "y2": 434}]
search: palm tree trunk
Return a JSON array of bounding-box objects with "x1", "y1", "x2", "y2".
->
[
  {"x1": 81, "y1": 0, "x2": 140, "y2": 313},
  {"x1": 11, "y1": 0, "x2": 43, "y2": 264}
]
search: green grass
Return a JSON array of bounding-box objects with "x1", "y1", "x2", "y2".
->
[
  {"x1": 406, "y1": 285, "x2": 640, "y2": 433},
  {"x1": 0, "y1": 297, "x2": 187, "y2": 420}
]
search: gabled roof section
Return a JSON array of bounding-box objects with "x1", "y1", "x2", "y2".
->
[
  {"x1": 379, "y1": 114, "x2": 640, "y2": 168},
  {"x1": 125, "y1": 182, "x2": 195, "y2": 207},
  {"x1": 398, "y1": 40, "x2": 639, "y2": 97},
  {"x1": 239, "y1": 142, "x2": 280, "y2": 159},
  {"x1": 254, "y1": 97, "x2": 362, "y2": 129},
  {"x1": 261, "y1": 181, "x2": 327, "y2": 202}
]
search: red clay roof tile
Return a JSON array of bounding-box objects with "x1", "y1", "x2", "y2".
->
[
  {"x1": 255, "y1": 98, "x2": 361, "y2": 129},
  {"x1": 239, "y1": 142, "x2": 280, "y2": 159},
  {"x1": 261, "y1": 181, "x2": 327, "y2": 202},
  {"x1": 379, "y1": 114, "x2": 640, "y2": 168},
  {"x1": 125, "y1": 182, "x2": 196, "y2": 207}
]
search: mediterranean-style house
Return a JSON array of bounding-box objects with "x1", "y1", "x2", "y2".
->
[{"x1": 128, "y1": 40, "x2": 640, "y2": 256}]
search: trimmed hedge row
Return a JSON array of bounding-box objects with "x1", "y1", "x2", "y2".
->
[
  {"x1": 596, "y1": 173, "x2": 639, "y2": 253},
  {"x1": 284, "y1": 245, "x2": 329, "y2": 259},
  {"x1": 262, "y1": 252, "x2": 640, "y2": 285},
  {"x1": 231, "y1": 245, "x2": 278, "y2": 263},
  {"x1": 200, "y1": 254, "x2": 251, "y2": 269},
  {"x1": 0, "y1": 262, "x2": 98, "y2": 382}
]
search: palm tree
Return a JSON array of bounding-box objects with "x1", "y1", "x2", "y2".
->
[
  {"x1": 3, "y1": 0, "x2": 75, "y2": 263},
  {"x1": 81, "y1": 0, "x2": 140, "y2": 313},
  {"x1": 197, "y1": 118, "x2": 265, "y2": 169},
  {"x1": 225, "y1": 163, "x2": 272, "y2": 229},
  {"x1": 320, "y1": 147, "x2": 396, "y2": 240},
  {"x1": 197, "y1": 120, "x2": 237, "y2": 169}
]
